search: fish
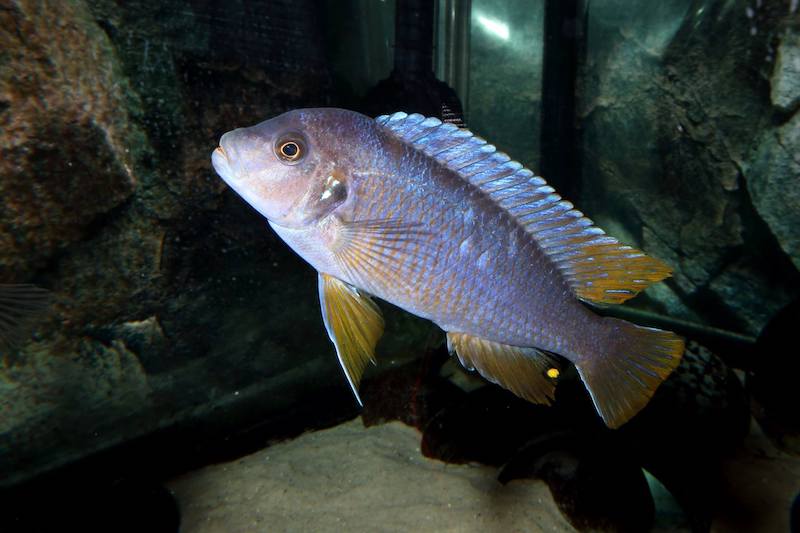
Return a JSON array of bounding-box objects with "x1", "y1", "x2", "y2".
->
[
  {"x1": 0, "y1": 283, "x2": 50, "y2": 352},
  {"x1": 211, "y1": 108, "x2": 685, "y2": 428}
]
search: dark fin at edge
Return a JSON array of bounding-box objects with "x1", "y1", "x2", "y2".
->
[{"x1": 0, "y1": 284, "x2": 51, "y2": 351}]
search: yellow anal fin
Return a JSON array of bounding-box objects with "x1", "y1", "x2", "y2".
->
[
  {"x1": 318, "y1": 273, "x2": 385, "y2": 404},
  {"x1": 576, "y1": 318, "x2": 685, "y2": 429},
  {"x1": 446, "y1": 332, "x2": 562, "y2": 405}
]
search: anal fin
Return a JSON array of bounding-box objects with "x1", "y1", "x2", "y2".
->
[
  {"x1": 446, "y1": 332, "x2": 562, "y2": 405},
  {"x1": 318, "y1": 273, "x2": 385, "y2": 404}
]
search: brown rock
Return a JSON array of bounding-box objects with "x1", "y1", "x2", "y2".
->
[{"x1": 0, "y1": 0, "x2": 138, "y2": 278}]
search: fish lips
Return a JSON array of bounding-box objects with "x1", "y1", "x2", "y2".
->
[
  {"x1": 211, "y1": 143, "x2": 278, "y2": 224},
  {"x1": 211, "y1": 146, "x2": 234, "y2": 184}
]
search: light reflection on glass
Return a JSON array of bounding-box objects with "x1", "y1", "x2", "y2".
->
[{"x1": 475, "y1": 13, "x2": 510, "y2": 41}]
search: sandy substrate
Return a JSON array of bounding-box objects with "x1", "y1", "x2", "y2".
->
[{"x1": 168, "y1": 419, "x2": 573, "y2": 532}]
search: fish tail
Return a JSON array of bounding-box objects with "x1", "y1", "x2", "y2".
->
[
  {"x1": 0, "y1": 284, "x2": 51, "y2": 352},
  {"x1": 575, "y1": 317, "x2": 684, "y2": 428}
]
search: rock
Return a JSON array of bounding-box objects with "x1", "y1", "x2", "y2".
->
[
  {"x1": 747, "y1": 297, "x2": 800, "y2": 454},
  {"x1": 746, "y1": 112, "x2": 800, "y2": 271},
  {"x1": 771, "y1": 29, "x2": 800, "y2": 112},
  {"x1": 106, "y1": 316, "x2": 168, "y2": 364},
  {"x1": 0, "y1": 0, "x2": 351, "y2": 489},
  {"x1": 0, "y1": 336, "x2": 151, "y2": 484},
  {"x1": 578, "y1": 1, "x2": 800, "y2": 335},
  {"x1": 501, "y1": 444, "x2": 655, "y2": 533},
  {"x1": 0, "y1": 0, "x2": 139, "y2": 278}
]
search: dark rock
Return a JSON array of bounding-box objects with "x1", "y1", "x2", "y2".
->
[
  {"x1": 746, "y1": 111, "x2": 800, "y2": 271},
  {"x1": 578, "y1": 0, "x2": 800, "y2": 335},
  {"x1": 771, "y1": 28, "x2": 800, "y2": 113},
  {"x1": 618, "y1": 341, "x2": 750, "y2": 532},
  {"x1": 420, "y1": 385, "x2": 569, "y2": 466},
  {"x1": 2, "y1": 476, "x2": 180, "y2": 533},
  {"x1": 748, "y1": 296, "x2": 800, "y2": 454},
  {"x1": 359, "y1": 346, "x2": 462, "y2": 430},
  {"x1": 500, "y1": 436, "x2": 655, "y2": 533}
]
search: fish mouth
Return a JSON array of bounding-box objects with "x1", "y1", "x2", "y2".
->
[
  {"x1": 211, "y1": 143, "x2": 276, "y2": 223},
  {"x1": 211, "y1": 145, "x2": 235, "y2": 184}
]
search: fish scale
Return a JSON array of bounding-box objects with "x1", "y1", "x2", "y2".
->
[{"x1": 357, "y1": 152, "x2": 566, "y2": 350}]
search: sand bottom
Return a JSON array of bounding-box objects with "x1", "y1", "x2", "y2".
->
[
  {"x1": 169, "y1": 416, "x2": 800, "y2": 532},
  {"x1": 168, "y1": 419, "x2": 572, "y2": 532}
]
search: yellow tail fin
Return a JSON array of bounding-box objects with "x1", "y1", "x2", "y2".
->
[{"x1": 576, "y1": 318, "x2": 685, "y2": 428}]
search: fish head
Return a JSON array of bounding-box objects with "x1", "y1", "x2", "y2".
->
[{"x1": 212, "y1": 108, "x2": 368, "y2": 228}]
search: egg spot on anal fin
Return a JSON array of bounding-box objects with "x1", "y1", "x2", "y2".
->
[{"x1": 446, "y1": 332, "x2": 563, "y2": 406}]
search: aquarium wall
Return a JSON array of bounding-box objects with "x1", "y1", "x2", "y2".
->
[
  {"x1": 466, "y1": 0, "x2": 545, "y2": 170},
  {"x1": 1, "y1": 0, "x2": 799, "y2": 508}
]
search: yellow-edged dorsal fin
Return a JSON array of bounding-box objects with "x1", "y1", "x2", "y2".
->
[
  {"x1": 446, "y1": 332, "x2": 562, "y2": 405},
  {"x1": 376, "y1": 112, "x2": 672, "y2": 304},
  {"x1": 318, "y1": 273, "x2": 385, "y2": 404}
]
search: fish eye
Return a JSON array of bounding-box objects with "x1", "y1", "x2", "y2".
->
[{"x1": 276, "y1": 138, "x2": 304, "y2": 163}]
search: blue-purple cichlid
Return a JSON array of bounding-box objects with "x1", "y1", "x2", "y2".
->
[{"x1": 211, "y1": 108, "x2": 685, "y2": 428}]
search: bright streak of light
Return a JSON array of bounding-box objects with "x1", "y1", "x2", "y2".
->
[{"x1": 476, "y1": 14, "x2": 510, "y2": 41}]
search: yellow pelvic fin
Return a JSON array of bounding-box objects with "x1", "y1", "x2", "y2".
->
[
  {"x1": 446, "y1": 332, "x2": 562, "y2": 406},
  {"x1": 318, "y1": 273, "x2": 385, "y2": 404}
]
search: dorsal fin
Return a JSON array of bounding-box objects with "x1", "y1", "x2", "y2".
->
[{"x1": 375, "y1": 112, "x2": 672, "y2": 304}]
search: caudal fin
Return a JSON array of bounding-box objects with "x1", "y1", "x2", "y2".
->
[{"x1": 576, "y1": 318, "x2": 684, "y2": 428}]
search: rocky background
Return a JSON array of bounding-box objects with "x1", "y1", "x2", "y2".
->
[
  {"x1": 0, "y1": 0, "x2": 798, "y2": 489},
  {"x1": 0, "y1": 0, "x2": 431, "y2": 486},
  {"x1": 577, "y1": 0, "x2": 800, "y2": 335}
]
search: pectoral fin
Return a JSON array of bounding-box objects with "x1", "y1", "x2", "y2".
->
[
  {"x1": 318, "y1": 273, "x2": 385, "y2": 405},
  {"x1": 446, "y1": 332, "x2": 562, "y2": 405},
  {"x1": 329, "y1": 218, "x2": 435, "y2": 295}
]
